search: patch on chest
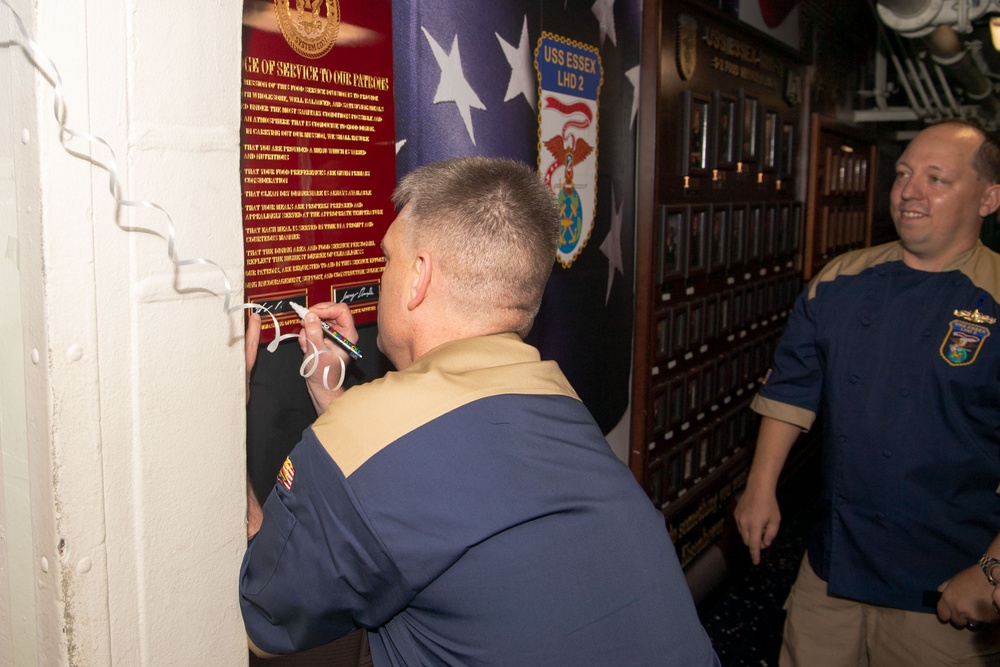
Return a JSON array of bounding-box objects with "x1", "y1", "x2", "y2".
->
[{"x1": 940, "y1": 319, "x2": 991, "y2": 366}]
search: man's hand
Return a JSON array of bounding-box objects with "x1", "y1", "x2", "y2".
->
[
  {"x1": 734, "y1": 483, "x2": 781, "y2": 565},
  {"x1": 245, "y1": 311, "x2": 261, "y2": 404},
  {"x1": 734, "y1": 417, "x2": 801, "y2": 564},
  {"x1": 297, "y1": 301, "x2": 359, "y2": 414},
  {"x1": 937, "y1": 564, "x2": 998, "y2": 628}
]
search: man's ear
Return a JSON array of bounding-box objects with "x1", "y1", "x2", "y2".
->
[
  {"x1": 407, "y1": 250, "x2": 432, "y2": 311},
  {"x1": 980, "y1": 183, "x2": 1000, "y2": 217}
]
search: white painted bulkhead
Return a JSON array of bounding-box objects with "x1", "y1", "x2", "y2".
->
[{"x1": 1, "y1": 1, "x2": 249, "y2": 663}]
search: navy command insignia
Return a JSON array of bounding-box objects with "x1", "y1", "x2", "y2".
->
[{"x1": 941, "y1": 319, "x2": 991, "y2": 366}]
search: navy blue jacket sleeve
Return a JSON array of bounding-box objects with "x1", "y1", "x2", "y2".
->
[
  {"x1": 755, "y1": 287, "x2": 825, "y2": 426},
  {"x1": 239, "y1": 432, "x2": 414, "y2": 655}
]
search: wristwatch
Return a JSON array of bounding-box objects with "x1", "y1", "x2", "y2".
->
[{"x1": 978, "y1": 554, "x2": 1000, "y2": 585}]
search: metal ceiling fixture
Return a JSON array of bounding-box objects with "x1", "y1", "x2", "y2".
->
[{"x1": 858, "y1": 0, "x2": 1000, "y2": 131}]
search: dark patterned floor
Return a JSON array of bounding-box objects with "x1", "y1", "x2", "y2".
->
[{"x1": 698, "y1": 504, "x2": 812, "y2": 666}]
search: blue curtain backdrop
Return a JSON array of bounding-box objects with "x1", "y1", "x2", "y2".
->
[{"x1": 391, "y1": 0, "x2": 641, "y2": 434}]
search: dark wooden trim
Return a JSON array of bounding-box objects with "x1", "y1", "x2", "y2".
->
[{"x1": 628, "y1": 0, "x2": 663, "y2": 485}]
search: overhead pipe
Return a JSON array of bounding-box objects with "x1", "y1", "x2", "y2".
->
[
  {"x1": 924, "y1": 26, "x2": 991, "y2": 98},
  {"x1": 886, "y1": 25, "x2": 941, "y2": 119},
  {"x1": 876, "y1": 0, "x2": 1000, "y2": 127},
  {"x1": 852, "y1": 49, "x2": 922, "y2": 123},
  {"x1": 916, "y1": 58, "x2": 950, "y2": 115},
  {"x1": 889, "y1": 49, "x2": 927, "y2": 115},
  {"x1": 877, "y1": 0, "x2": 995, "y2": 37},
  {"x1": 924, "y1": 25, "x2": 1000, "y2": 121},
  {"x1": 934, "y1": 62, "x2": 966, "y2": 116},
  {"x1": 902, "y1": 53, "x2": 939, "y2": 115},
  {"x1": 873, "y1": 50, "x2": 892, "y2": 109}
]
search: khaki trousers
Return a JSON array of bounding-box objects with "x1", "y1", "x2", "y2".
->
[{"x1": 780, "y1": 556, "x2": 1000, "y2": 666}]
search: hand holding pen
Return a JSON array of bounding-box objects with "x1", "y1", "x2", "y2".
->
[
  {"x1": 292, "y1": 301, "x2": 361, "y2": 413},
  {"x1": 291, "y1": 301, "x2": 362, "y2": 360}
]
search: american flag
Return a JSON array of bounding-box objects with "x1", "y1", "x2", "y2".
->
[{"x1": 391, "y1": 0, "x2": 641, "y2": 434}]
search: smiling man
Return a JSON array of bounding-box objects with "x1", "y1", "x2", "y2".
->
[{"x1": 735, "y1": 121, "x2": 1000, "y2": 665}]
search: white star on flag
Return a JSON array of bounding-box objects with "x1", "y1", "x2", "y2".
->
[
  {"x1": 626, "y1": 65, "x2": 640, "y2": 130},
  {"x1": 592, "y1": 0, "x2": 617, "y2": 48},
  {"x1": 421, "y1": 27, "x2": 487, "y2": 145},
  {"x1": 496, "y1": 15, "x2": 537, "y2": 110},
  {"x1": 600, "y1": 187, "x2": 625, "y2": 305}
]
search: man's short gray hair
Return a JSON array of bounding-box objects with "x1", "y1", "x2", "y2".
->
[{"x1": 391, "y1": 157, "x2": 561, "y2": 337}]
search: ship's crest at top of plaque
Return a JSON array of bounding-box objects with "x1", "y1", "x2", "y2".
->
[{"x1": 274, "y1": 0, "x2": 341, "y2": 59}]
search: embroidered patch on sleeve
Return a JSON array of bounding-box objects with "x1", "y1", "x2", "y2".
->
[{"x1": 277, "y1": 457, "x2": 295, "y2": 491}]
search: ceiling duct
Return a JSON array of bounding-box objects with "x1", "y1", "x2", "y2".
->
[
  {"x1": 876, "y1": 0, "x2": 990, "y2": 37},
  {"x1": 924, "y1": 24, "x2": 1000, "y2": 119},
  {"x1": 863, "y1": 0, "x2": 1000, "y2": 130}
]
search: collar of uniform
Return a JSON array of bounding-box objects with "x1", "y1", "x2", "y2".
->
[
  {"x1": 312, "y1": 333, "x2": 579, "y2": 477},
  {"x1": 407, "y1": 333, "x2": 540, "y2": 375},
  {"x1": 940, "y1": 240, "x2": 986, "y2": 273}
]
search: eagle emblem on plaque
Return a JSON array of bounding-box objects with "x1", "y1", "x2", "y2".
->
[
  {"x1": 535, "y1": 33, "x2": 603, "y2": 269},
  {"x1": 274, "y1": 0, "x2": 341, "y2": 59}
]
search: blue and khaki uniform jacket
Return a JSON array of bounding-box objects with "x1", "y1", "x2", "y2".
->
[
  {"x1": 754, "y1": 241, "x2": 1000, "y2": 612},
  {"x1": 241, "y1": 333, "x2": 720, "y2": 666}
]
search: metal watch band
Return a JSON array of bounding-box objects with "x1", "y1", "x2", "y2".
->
[{"x1": 978, "y1": 554, "x2": 1000, "y2": 585}]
